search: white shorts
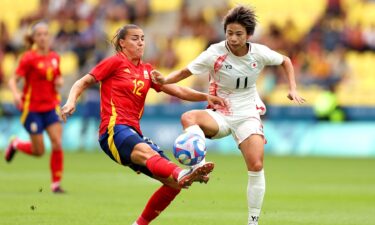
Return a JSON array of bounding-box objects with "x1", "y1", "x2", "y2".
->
[{"x1": 205, "y1": 109, "x2": 264, "y2": 146}]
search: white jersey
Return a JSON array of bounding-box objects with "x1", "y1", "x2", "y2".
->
[{"x1": 188, "y1": 41, "x2": 283, "y2": 118}]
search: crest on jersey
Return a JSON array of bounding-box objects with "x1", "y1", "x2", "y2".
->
[
  {"x1": 51, "y1": 58, "x2": 58, "y2": 68},
  {"x1": 251, "y1": 62, "x2": 258, "y2": 69},
  {"x1": 143, "y1": 70, "x2": 149, "y2": 79},
  {"x1": 37, "y1": 62, "x2": 44, "y2": 69},
  {"x1": 123, "y1": 68, "x2": 131, "y2": 74}
]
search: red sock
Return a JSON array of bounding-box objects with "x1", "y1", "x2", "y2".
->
[
  {"x1": 146, "y1": 155, "x2": 182, "y2": 180},
  {"x1": 136, "y1": 185, "x2": 181, "y2": 225},
  {"x1": 14, "y1": 139, "x2": 33, "y2": 155},
  {"x1": 50, "y1": 149, "x2": 64, "y2": 183}
]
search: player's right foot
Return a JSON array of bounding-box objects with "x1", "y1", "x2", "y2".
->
[
  {"x1": 192, "y1": 161, "x2": 214, "y2": 183},
  {"x1": 177, "y1": 162, "x2": 214, "y2": 188},
  {"x1": 4, "y1": 137, "x2": 17, "y2": 163}
]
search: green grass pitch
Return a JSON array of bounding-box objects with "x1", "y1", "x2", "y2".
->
[{"x1": 1, "y1": 151, "x2": 374, "y2": 225}]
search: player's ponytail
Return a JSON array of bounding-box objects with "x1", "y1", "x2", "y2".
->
[
  {"x1": 24, "y1": 32, "x2": 34, "y2": 50},
  {"x1": 111, "y1": 24, "x2": 140, "y2": 52}
]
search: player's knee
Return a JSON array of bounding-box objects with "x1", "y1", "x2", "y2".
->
[
  {"x1": 51, "y1": 139, "x2": 62, "y2": 150},
  {"x1": 181, "y1": 111, "x2": 197, "y2": 126},
  {"x1": 33, "y1": 148, "x2": 45, "y2": 157},
  {"x1": 131, "y1": 144, "x2": 158, "y2": 165},
  {"x1": 250, "y1": 161, "x2": 263, "y2": 171}
]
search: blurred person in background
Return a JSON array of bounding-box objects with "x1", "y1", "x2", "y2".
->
[
  {"x1": 152, "y1": 5, "x2": 305, "y2": 225},
  {"x1": 61, "y1": 24, "x2": 225, "y2": 225},
  {"x1": 5, "y1": 22, "x2": 65, "y2": 193}
]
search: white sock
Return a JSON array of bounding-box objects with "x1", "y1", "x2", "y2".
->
[
  {"x1": 247, "y1": 169, "x2": 265, "y2": 225},
  {"x1": 184, "y1": 125, "x2": 205, "y2": 139},
  {"x1": 185, "y1": 125, "x2": 206, "y2": 169}
]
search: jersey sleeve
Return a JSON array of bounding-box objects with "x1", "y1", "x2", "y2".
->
[
  {"x1": 15, "y1": 53, "x2": 30, "y2": 77},
  {"x1": 89, "y1": 56, "x2": 118, "y2": 81},
  {"x1": 187, "y1": 46, "x2": 213, "y2": 75},
  {"x1": 258, "y1": 45, "x2": 284, "y2": 66}
]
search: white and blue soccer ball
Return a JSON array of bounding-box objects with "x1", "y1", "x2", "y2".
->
[{"x1": 173, "y1": 132, "x2": 206, "y2": 166}]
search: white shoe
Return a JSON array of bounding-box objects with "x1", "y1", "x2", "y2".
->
[{"x1": 177, "y1": 162, "x2": 214, "y2": 188}]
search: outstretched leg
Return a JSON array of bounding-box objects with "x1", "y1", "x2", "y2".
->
[
  {"x1": 4, "y1": 134, "x2": 45, "y2": 162},
  {"x1": 134, "y1": 185, "x2": 181, "y2": 225}
]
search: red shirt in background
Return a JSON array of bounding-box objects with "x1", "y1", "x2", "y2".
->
[
  {"x1": 90, "y1": 53, "x2": 161, "y2": 136},
  {"x1": 16, "y1": 50, "x2": 61, "y2": 112}
]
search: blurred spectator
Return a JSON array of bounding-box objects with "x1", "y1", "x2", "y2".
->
[
  {"x1": 343, "y1": 23, "x2": 367, "y2": 51},
  {"x1": 157, "y1": 37, "x2": 179, "y2": 70},
  {"x1": 363, "y1": 24, "x2": 375, "y2": 51},
  {"x1": 325, "y1": 0, "x2": 346, "y2": 18}
]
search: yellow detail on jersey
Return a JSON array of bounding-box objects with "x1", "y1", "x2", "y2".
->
[
  {"x1": 132, "y1": 79, "x2": 144, "y2": 96},
  {"x1": 138, "y1": 106, "x2": 144, "y2": 119},
  {"x1": 46, "y1": 67, "x2": 53, "y2": 81},
  {"x1": 99, "y1": 81, "x2": 102, "y2": 113},
  {"x1": 37, "y1": 62, "x2": 44, "y2": 69},
  {"x1": 20, "y1": 86, "x2": 32, "y2": 124},
  {"x1": 107, "y1": 99, "x2": 121, "y2": 164}
]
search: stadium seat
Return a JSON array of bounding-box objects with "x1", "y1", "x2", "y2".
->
[
  {"x1": 59, "y1": 52, "x2": 79, "y2": 77},
  {"x1": 150, "y1": 0, "x2": 183, "y2": 13},
  {"x1": 2, "y1": 53, "x2": 17, "y2": 78}
]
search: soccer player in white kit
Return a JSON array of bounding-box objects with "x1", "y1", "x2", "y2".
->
[{"x1": 152, "y1": 5, "x2": 305, "y2": 225}]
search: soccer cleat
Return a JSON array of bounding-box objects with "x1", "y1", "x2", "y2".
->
[
  {"x1": 195, "y1": 174, "x2": 210, "y2": 184},
  {"x1": 4, "y1": 137, "x2": 17, "y2": 163},
  {"x1": 192, "y1": 161, "x2": 214, "y2": 184},
  {"x1": 52, "y1": 186, "x2": 66, "y2": 194},
  {"x1": 177, "y1": 162, "x2": 214, "y2": 188}
]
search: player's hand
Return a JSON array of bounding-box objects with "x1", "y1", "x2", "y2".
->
[
  {"x1": 287, "y1": 89, "x2": 306, "y2": 104},
  {"x1": 61, "y1": 102, "x2": 76, "y2": 122},
  {"x1": 207, "y1": 95, "x2": 227, "y2": 109},
  {"x1": 55, "y1": 76, "x2": 64, "y2": 89},
  {"x1": 13, "y1": 92, "x2": 22, "y2": 109},
  {"x1": 150, "y1": 70, "x2": 166, "y2": 85}
]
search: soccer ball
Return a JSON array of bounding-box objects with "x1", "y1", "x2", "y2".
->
[{"x1": 173, "y1": 132, "x2": 206, "y2": 166}]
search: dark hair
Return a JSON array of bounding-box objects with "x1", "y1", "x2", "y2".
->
[
  {"x1": 24, "y1": 21, "x2": 48, "y2": 49},
  {"x1": 111, "y1": 24, "x2": 140, "y2": 52},
  {"x1": 223, "y1": 6, "x2": 257, "y2": 35}
]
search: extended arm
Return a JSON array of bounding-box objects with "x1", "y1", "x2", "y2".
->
[
  {"x1": 151, "y1": 68, "x2": 192, "y2": 85},
  {"x1": 8, "y1": 75, "x2": 22, "y2": 108},
  {"x1": 280, "y1": 55, "x2": 305, "y2": 104},
  {"x1": 160, "y1": 84, "x2": 225, "y2": 108},
  {"x1": 61, "y1": 74, "x2": 96, "y2": 122}
]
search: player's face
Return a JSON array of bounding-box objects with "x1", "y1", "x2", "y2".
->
[
  {"x1": 33, "y1": 24, "x2": 50, "y2": 51},
  {"x1": 121, "y1": 28, "x2": 145, "y2": 60},
  {"x1": 225, "y1": 23, "x2": 250, "y2": 54}
]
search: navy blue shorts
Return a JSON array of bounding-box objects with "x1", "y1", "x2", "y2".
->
[
  {"x1": 99, "y1": 124, "x2": 169, "y2": 177},
  {"x1": 21, "y1": 109, "x2": 60, "y2": 134}
]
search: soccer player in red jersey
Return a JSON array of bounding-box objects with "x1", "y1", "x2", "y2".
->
[
  {"x1": 5, "y1": 22, "x2": 65, "y2": 193},
  {"x1": 61, "y1": 24, "x2": 225, "y2": 225}
]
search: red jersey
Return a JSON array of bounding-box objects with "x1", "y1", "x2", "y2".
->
[
  {"x1": 90, "y1": 53, "x2": 161, "y2": 136},
  {"x1": 16, "y1": 50, "x2": 61, "y2": 112}
]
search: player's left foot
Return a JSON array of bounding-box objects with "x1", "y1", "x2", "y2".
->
[
  {"x1": 177, "y1": 162, "x2": 214, "y2": 188},
  {"x1": 52, "y1": 186, "x2": 66, "y2": 194},
  {"x1": 4, "y1": 137, "x2": 17, "y2": 163}
]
